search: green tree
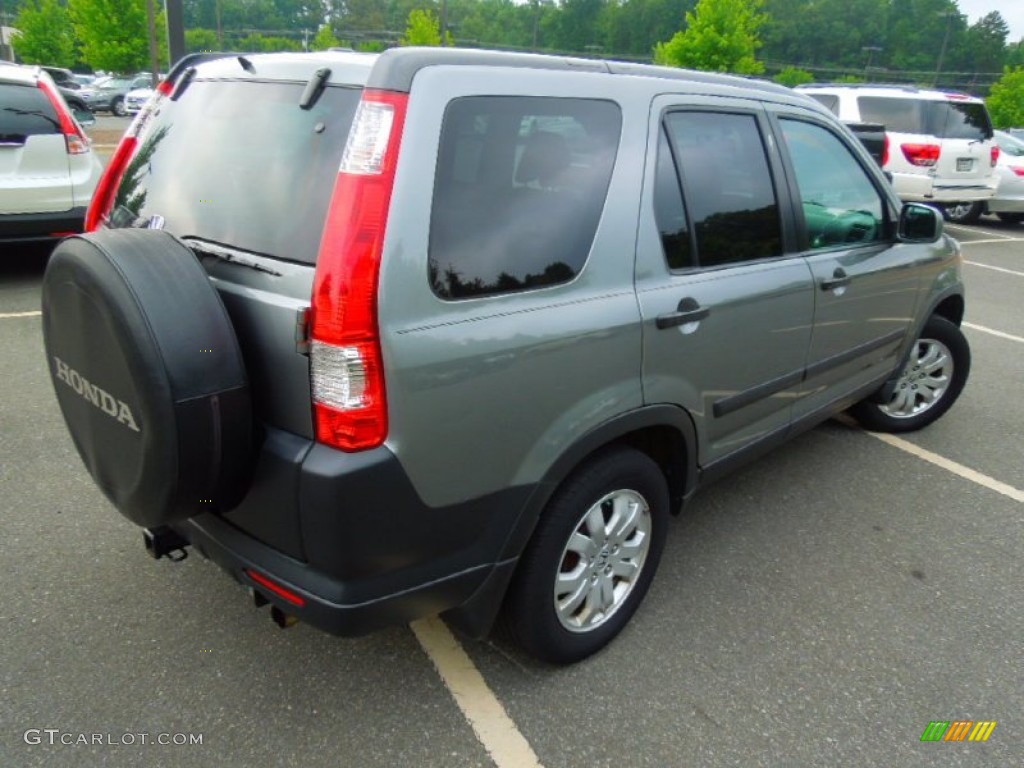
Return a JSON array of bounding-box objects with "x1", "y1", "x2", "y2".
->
[
  {"x1": 773, "y1": 66, "x2": 813, "y2": 87},
  {"x1": 401, "y1": 8, "x2": 447, "y2": 46},
  {"x1": 185, "y1": 28, "x2": 220, "y2": 53},
  {"x1": 987, "y1": 67, "x2": 1024, "y2": 128},
  {"x1": 654, "y1": 0, "x2": 766, "y2": 74},
  {"x1": 236, "y1": 33, "x2": 303, "y2": 52},
  {"x1": 12, "y1": 0, "x2": 77, "y2": 67},
  {"x1": 69, "y1": 0, "x2": 150, "y2": 72},
  {"x1": 310, "y1": 24, "x2": 341, "y2": 51}
]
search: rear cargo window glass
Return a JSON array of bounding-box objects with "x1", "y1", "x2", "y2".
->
[
  {"x1": 108, "y1": 80, "x2": 361, "y2": 264},
  {"x1": 664, "y1": 111, "x2": 782, "y2": 267},
  {"x1": 429, "y1": 96, "x2": 621, "y2": 300},
  {"x1": 0, "y1": 83, "x2": 60, "y2": 137},
  {"x1": 857, "y1": 96, "x2": 992, "y2": 140}
]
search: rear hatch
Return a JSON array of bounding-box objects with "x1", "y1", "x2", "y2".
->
[
  {"x1": 857, "y1": 94, "x2": 995, "y2": 194},
  {"x1": 0, "y1": 81, "x2": 72, "y2": 214},
  {"x1": 103, "y1": 60, "x2": 366, "y2": 439}
]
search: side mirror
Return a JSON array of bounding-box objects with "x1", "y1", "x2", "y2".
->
[{"x1": 898, "y1": 203, "x2": 943, "y2": 243}]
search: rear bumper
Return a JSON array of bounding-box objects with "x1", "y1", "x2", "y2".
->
[
  {"x1": 891, "y1": 171, "x2": 998, "y2": 203},
  {"x1": 169, "y1": 427, "x2": 531, "y2": 637},
  {"x1": 0, "y1": 208, "x2": 86, "y2": 243}
]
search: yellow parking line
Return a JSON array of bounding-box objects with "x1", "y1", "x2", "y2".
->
[{"x1": 411, "y1": 617, "x2": 544, "y2": 768}]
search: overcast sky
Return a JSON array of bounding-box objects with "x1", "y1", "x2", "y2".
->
[{"x1": 957, "y1": 0, "x2": 1024, "y2": 42}]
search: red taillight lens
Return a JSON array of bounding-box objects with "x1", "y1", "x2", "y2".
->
[
  {"x1": 882, "y1": 133, "x2": 890, "y2": 167},
  {"x1": 245, "y1": 569, "x2": 306, "y2": 607},
  {"x1": 991, "y1": 145, "x2": 1000, "y2": 167},
  {"x1": 310, "y1": 89, "x2": 408, "y2": 452},
  {"x1": 84, "y1": 87, "x2": 170, "y2": 232},
  {"x1": 36, "y1": 78, "x2": 89, "y2": 156},
  {"x1": 84, "y1": 135, "x2": 138, "y2": 231},
  {"x1": 901, "y1": 143, "x2": 941, "y2": 167},
  {"x1": 1011, "y1": 167, "x2": 1024, "y2": 177}
]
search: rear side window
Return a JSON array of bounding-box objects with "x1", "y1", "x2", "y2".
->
[
  {"x1": 0, "y1": 83, "x2": 60, "y2": 138},
  {"x1": 109, "y1": 80, "x2": 361, "y2": 264},
  {"x1": 429, "y1": 96, "x2": 621, "y2": 300},
  {"x1": 660, "y1": 111, "x2": 783, "y2": 268},
  {"x1": 857, "y1": 96, "x2": 992, "y2": 140},
  {"x1": 806, "y1": 93, "x2": 839, "y2": 115}
]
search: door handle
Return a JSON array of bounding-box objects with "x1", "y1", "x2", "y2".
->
[
  {"x1": 820, "y1": 268, "x2": 851, "y2": 291},
  {"x1": 656, "y1": 297, "x2": 710, "y2": 329}
]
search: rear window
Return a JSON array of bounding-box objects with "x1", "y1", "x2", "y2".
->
[
  {"x1": 109, "y1": 80, "x2": 361, "y2": 263},
  {"x1": 0, "y1": 82, "x2": 60, "y2": 138},
  {"x1": 857, "y1": 96, "x2": 992, "y2": 140},
  {"x1": 429, "y1": 96, "x2": 621, "y2": 300}
]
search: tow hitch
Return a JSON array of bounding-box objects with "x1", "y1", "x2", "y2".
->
[{"x1": 143, "y1": 527, "x2": 190, "y2": 561}]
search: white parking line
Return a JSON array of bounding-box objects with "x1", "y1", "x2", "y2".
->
[
  {"x1": 945, "y1": 223, "x2": 1021, "y2": 241},
  {"x1": 863, "y1": 431, "x2": 1024, "y2": 504},
  {"x1": 963, "y1": 322, "x2": 1024, "y2": 345},
  {"x1": 964, "y1": 260, "x2": 1024, "y2": 278},
  {"x1": 411, "y1": 617, "x2": 544, "y2": 768},
  {"x1": 0, "y1": 310, "x2": 42, "y2": 319}
]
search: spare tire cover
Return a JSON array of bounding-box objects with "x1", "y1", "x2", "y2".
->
[{"x1": 42, "y1": 229, "x2": 253, "y2": 528}]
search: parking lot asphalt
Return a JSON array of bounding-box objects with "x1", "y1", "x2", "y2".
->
[{"x1": 1, "y1": 218, "x2": 1021, "y2": 767}]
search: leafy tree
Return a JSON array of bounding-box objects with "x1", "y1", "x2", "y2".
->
[
  {"x1": 773, "y1": 66, "x2": 813, "y2": 87},
  {"x1": 236, "y1": 32, "x2": 302, "y2": 52},
  {"x1": 185, "y1": 28, "x2": 220, "y2": 53},
  {"x1": 987, "y1": 67, "x2": 1024, "y2": 128},
  {"x1": 401, "y1": 8, "x2": 447, "y2": 47},
  {"x1": 310, "y1": 24, "x2": 341, "y2": 51},
  {"x1": 654, "y1": 0, "x2": 766, "y2": 74},
  {"x1": 69, "y1": 0, "x2": 150, "y2": 72},
  {"x1": 12, "y1": 0, "x2": 77, "y2": 67}
]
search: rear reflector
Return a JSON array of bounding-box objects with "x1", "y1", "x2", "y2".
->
[
  {"x1": 310, "y1": 90, "x2": 409, "y2": 452},
  {"x1": 245, "y1": 569, "x2": 306, "y2": 607},
  {"x1": 901, "y1": 143, "x2": 941, "y2": 167},
  {"x1": 991, "y1": 145, "x2": 1000, "y2": 167}
]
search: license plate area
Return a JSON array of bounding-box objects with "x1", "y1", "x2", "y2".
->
[{"x1": 957, "y1": 157, "x2": 973, "y2": 172}]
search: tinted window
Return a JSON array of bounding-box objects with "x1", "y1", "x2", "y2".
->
[
  {"x1": 429, "y1": 96, "x2": 621, "y2": 299},
  {"x1": 653, "y1": 128, "x2": 692, "y2": 270},
  {"x1": 780, "y1": 119, "x2": 885, "y2": 250},
  {"x1": 0, "y1": 83, "x2": 60, "y2": 138},
  {"x1": 108, "y1": 80, "x2": 361, "y2": 264},
  {"x1": 857, "y1": 96, "x2": 992, "y2": 139},
  {"x1": 806, "y1": 93, "x2": 839, "y2": 115},
  {"x1": 664, "y1": 111, "x2": 782, "y2": 267}
]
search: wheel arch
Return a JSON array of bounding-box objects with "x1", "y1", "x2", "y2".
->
[{"x1": 499, "y1": 404, "x2": 697, "y2": 563}]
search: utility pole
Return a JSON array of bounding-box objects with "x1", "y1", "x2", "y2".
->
[
  {"x1": 933, "y1": 11, "x2": 954, "y2": 87},
  {"x1": 165, "y1": 0, "x2": 186, "y2": 66}
]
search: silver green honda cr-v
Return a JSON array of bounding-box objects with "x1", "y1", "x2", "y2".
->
[{"x1": 41, "y1": 48, "x2": 969, "y2": 664}]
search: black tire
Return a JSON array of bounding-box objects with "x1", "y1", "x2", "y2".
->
[
  {"x1": 111, "y1": 96, "x2": 126, "y2": 117},
  {"x1": 996, "y1": 212, "x2": 1024, "y2": 225},
  {"x1": 850, "y1": 315, "x2": 970, "y2": 433},
  {"x1": 943, "y1": 201, "x2": 984, "y2": 224},
  {"x1": 503, "y1": 447, "x2": 669, "y2": 664},
  {"x1": 42, "y1": 229, "x2": 253, "y2": 528}
]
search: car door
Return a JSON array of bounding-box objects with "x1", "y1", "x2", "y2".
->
[
  {"x1": 635, "y1": 98, "x2": 815, "y2": 469},
  {"x1": 768, "y1": 108, "x2": 923, "y2": 420}
]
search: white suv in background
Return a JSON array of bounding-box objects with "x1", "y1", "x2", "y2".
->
[
  {"x1": 0, "y1": 64, "x2": 103, "y2": 245},
  {"x1": 797, "y1": 84, "x2": 999, "y2": 216}
]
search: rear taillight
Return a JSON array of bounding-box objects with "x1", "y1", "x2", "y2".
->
[
  {"x1": 84, "y1": 87, "x2": 169, "y2": 231},
  {"x1": 1011, "y1": 167, "x2": 1024, "y2": 177},
  {"x1": 901, "y1": 143, "x2": 941, "y2": 167},
  {"x1": 36, "y1": 78, "x2": 89, "y2": 156},
  {"x1": 882, "y1": 133, "x2": 890, "y2": 167},
  {"x1": 310, "y1": 90, "x2": 408, "y2": 452},
  {"x1": 991, "y1": 145, "x2": 1000, "y2": 167}
]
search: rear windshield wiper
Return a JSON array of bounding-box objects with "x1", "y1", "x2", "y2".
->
[{"x1": 182, "y1": 237, "x2": 283, "y2": 276}]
